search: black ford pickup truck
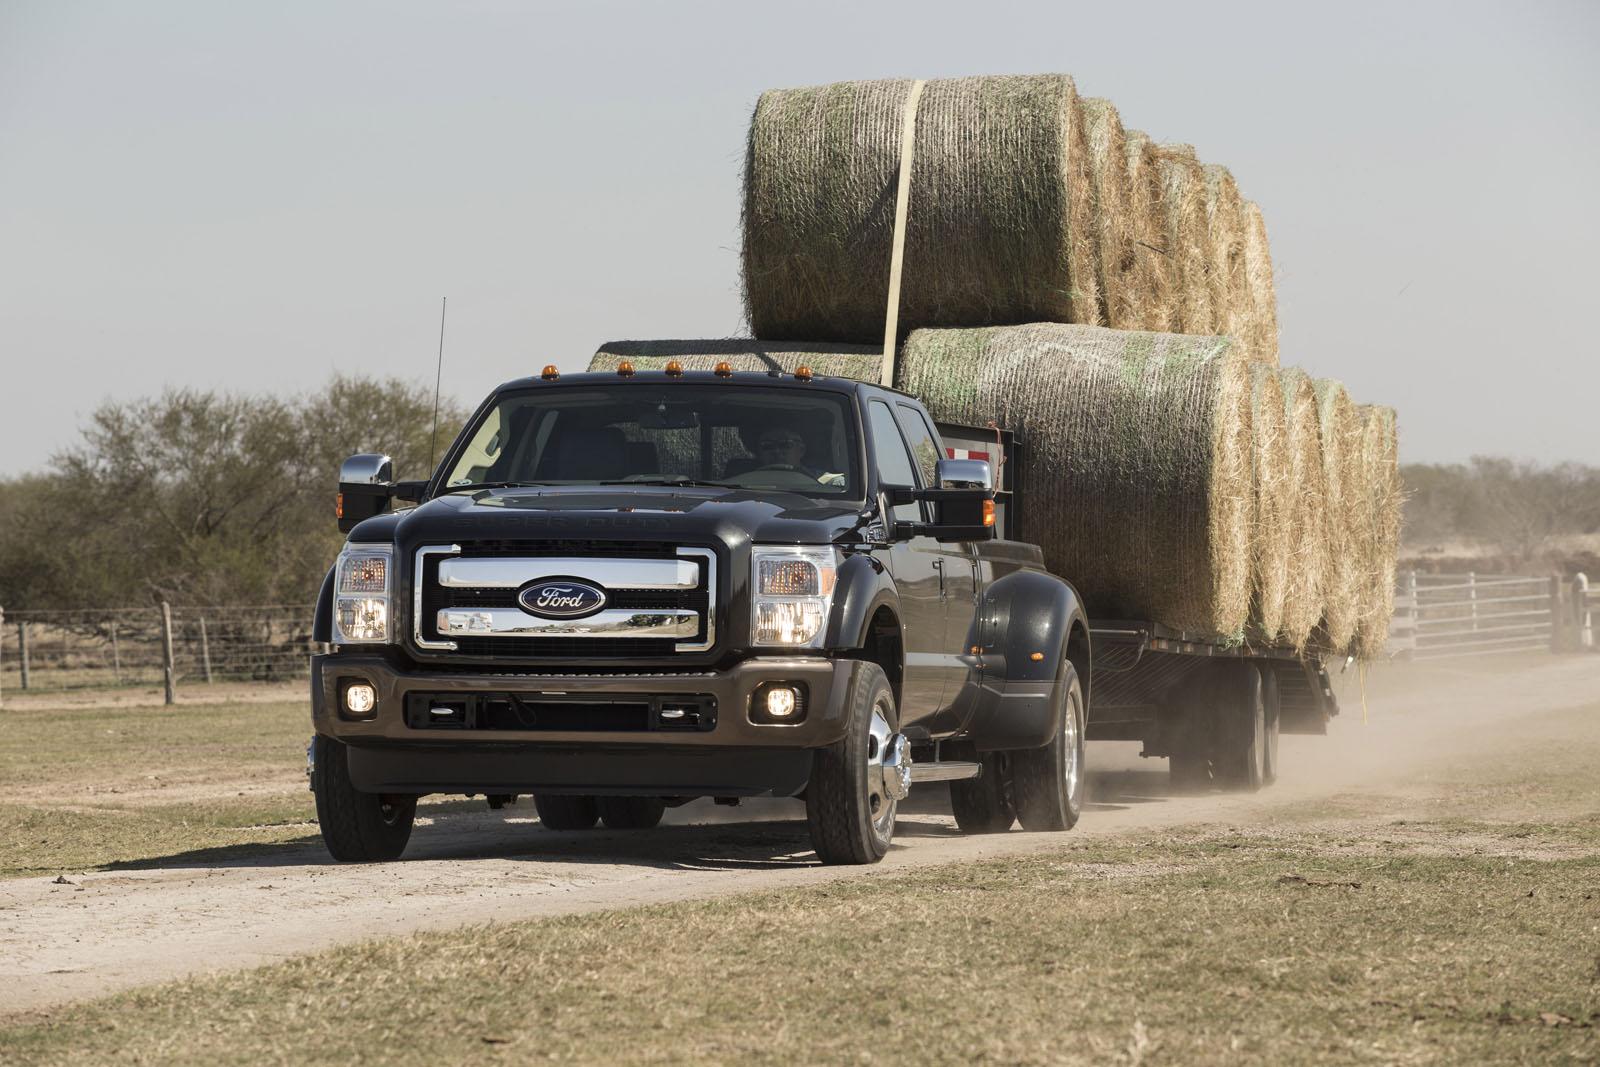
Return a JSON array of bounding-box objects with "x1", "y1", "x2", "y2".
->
[{"x1": 310, "y1": 363, "x2": 1091, "y2": 865}]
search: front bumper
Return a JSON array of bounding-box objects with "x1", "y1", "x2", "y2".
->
[{"x1": 310, "y1": 653, "x2": 860, "y2": 795}]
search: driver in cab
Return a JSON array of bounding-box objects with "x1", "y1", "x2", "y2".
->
[{"x1": 753, "y1": 425, "x2": 845, "y2": 487}]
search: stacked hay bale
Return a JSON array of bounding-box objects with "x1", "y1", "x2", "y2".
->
[
  {"x1": 898, "y1": 323, "x2": 1254, "y2": 636},
  {"x1": 590, "y1": 339, "x2": 881, "y2": 382},
  {"x1": 1277, "y1": 371, "x2": 1330, "y2": 648},
  {"x1": 605, "y1": 71, "x2": 1396, "y2": 655},
  {"x1": 741, "y1": 74, "x2": 1277, "y2": 358}
]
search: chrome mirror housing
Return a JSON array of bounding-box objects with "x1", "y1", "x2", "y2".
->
[
  {"x1": 935, "y1": 458, "x2": 992, "y2": 491},
  {"x1": 339, "y1": 453, "x2": 394, "y2": 486}
]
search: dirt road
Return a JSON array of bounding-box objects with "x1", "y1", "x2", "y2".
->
[{"x1": 5, "y1": 656, "x2": 1597, "y2": 1015}]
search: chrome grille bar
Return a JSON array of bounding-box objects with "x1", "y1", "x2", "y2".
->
[
  {"x1": 437, "y1": 608, "x2": 699, "y2": 639},
  {"x1": 437, "y1": 557, "x2": 698, "y2": 590}
]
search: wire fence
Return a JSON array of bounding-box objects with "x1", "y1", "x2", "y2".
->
[
  {"x1": 1387, "y1": 571, "x2": 1595, "y2": 661},
  {"x1": 0, "y1": 603, "x2": 317, "y2": 702}
]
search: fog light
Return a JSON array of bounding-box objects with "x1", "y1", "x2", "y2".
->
[
  {"x1": 765, "y1": 686, "x2": 798, "y2": 718},
  {"x1": 344, "y1": 683, "x2": 377, "y2": 716}
]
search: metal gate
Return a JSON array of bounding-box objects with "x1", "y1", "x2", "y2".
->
[{"x1": 1388, "y1": 572, "x2": 1559, "y2": 660}]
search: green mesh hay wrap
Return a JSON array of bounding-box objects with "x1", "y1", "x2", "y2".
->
[
  {"x1": 1311, "y1": 378, "x2": 1363, "y2": 652},
  {"x1": 898, "y1": 323, "x2": 1253, "y2": 636},
  {"x1": 1081, "y1": 98, "x2": 1138, "y2": 329},
  {"x1": 1247, "y1": 365, "x2": 1291, "y2": 640},
  {"x1": 1123, "y1": 130, "x2": 1179, "y2": 333},
  {"x1": 1277, "y1": 369, "x2": 1329, "y2": 648},
  {"x1": 1241, "y1": 202, "x2": 1280, "y2": 364},
  {"x1": 1154, "y1": 145, "x2": 1217, "y2": 336},
  {"x1": 742, "y1": 74, "x2": 1100, "y2": 343},
  {"x1": 1352, "y1": 404, "x2": 1401, "y2": 657},
  {"x1": 590, "y1": 339, "x2": 882, "y2": 382}
]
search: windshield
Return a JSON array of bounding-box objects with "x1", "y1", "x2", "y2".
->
[{"x1": 441, "y1": 384, "x2": 862, "y2": 499}]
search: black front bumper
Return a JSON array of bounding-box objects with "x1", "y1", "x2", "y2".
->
[{"x1": 311, "y1": 653, "x2": 864, "y2": 797}]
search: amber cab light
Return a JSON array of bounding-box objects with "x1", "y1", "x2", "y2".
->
[
  {"x1": 794, "y1": 365, "x2": 813, "y2": 381},
  {"x1": 713, "y1": 361, "x2": 734, "y2": 378},
  {"x1": 617, "y1": 360, "x2": 636, "y2": 377},
  {"x1": 541, "y1": 364, "x2": 560, "y2": 380},
  {"x1": 664, "y1": 360, "x2": 684, "y2": 377}
]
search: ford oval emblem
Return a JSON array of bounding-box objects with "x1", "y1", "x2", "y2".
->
[{"x1": 518, "y1": 579, "x2": 608, "y2": 619}]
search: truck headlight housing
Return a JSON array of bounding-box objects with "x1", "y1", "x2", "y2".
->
[
  {"x1": 334, "y1": 544, "x2": 394, "y2": 644},
  {"x1": 750, "y1": 547, "x2": 839, "y2": 648}
]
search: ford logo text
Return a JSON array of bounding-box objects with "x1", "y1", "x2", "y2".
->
[{"x1": 518, "y1": 579, "x2": 608, "y2": 619}]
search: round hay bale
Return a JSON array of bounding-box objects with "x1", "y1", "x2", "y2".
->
[
  {"x1": 1247, "y1": 365, "x2": 1291, "y2": 641},
  {"x1": 1154, "y1": 144, "x2": 1218, "y2": 336},
  {"x1": 1310, "y1": 377, "x2": 1363, "y2": 652},
  {"x1": 899, "y1": 323, "x2": 1253, "y2": 636},
  {"x1": 1241, "y1": 202, "x2": 1280, "y2": 364},
  {"x1": 590, "y1": 339, "x2": 882, "y2": 382},
  {"x1": 1276, "y1": 369, "x2": 1329, "y2": 649},
  {"x1": 1203, "y1": 164, "x2": 1251, "y2": 352},
  {"x1": 1123, "y1": 130, "x2": 1178, "y2": 332},
  {"x1": 742, "y1": 74, "x2": 1101, "y2": 344},
  {"x1": 1080, "y1": 98, "x2": 1137, "y2": 329},
  {"x1": 1352, "y1": 405, "x2": 1402, "y2": 658}
]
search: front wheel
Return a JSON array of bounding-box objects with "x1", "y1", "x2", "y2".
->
[
  {"x1": 1012, "y1": 660, "x2": 1086, "y2": 831},
  {"x1": 312, "y1": 735, "x2": 417, "y2": 862},
  {"x1": 534, "y1": 794, "x2": 599, "y2": 830},
  {"x1": 597, "y1": 796, "x2": 666, "y2": 830},
  {"x1": 806, "y1": 662, "x2": 903, "y2": 865}
]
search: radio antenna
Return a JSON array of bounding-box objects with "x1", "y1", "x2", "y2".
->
[{"x1": 429, "y1": 296, "x2": 447, "y2": 471}]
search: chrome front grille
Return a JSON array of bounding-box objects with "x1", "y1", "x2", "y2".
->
[{"x1": 413, "y1": 543, "x2": 716, "y2": 658}]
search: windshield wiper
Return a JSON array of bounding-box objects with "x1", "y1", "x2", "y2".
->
[
  {"x1": 598, "y1": 477, "x2": 736, "y2": 488},
  {"x1": 437, "y1": 481, "x2": 553, "y2": 495}
]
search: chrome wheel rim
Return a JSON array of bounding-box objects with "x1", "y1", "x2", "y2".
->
[
  {"x1": 1063, "y1": 693, "x2": 1082, "y2": 802},
  {"x1": 865, "y1": 699, "x2": 898, "y2": 838}
]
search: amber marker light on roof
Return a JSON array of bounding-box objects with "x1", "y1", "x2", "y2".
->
[
  {"x1": 664, "y1": 360, "x2": 684, "y2": 376},
  {"x1": 541, "y1": 364, "x2": 560, "y2": 380},
  {"x1": 714, "y1": 361, "x2": 734, "y2": 378},
  {"x1": 617, "y1": 361, "x2": 636, "y2": 377},
  {"x1": 794, "y1": 365, "x2": 813, "y2": 381}
]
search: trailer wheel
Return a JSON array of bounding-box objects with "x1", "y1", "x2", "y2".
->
[
  {"x1": 1261, "y1": 668, "x2": 1281, "y2": 786},
  {"x1": 533, "y1": 794, "x2": 599, "y2": 830},
  {"x1": 948, "y1": 749, "x2": 1016, "y2": 834},
  {"x1": 1214, "y1": 662, "x2": 1266, "y2": 792},
  {"x1": 807, "y1": 662, "x2": 901, "y2": 865},
  {"x1": 312, "y1": 735, "x2": 416, "y2": 862},
  {"x1": 1012, "y1": 661, "x2": 1086, "y2": 831},
  {"x1": 597, "y1": 796, "x2": 666, "y2": 830}
]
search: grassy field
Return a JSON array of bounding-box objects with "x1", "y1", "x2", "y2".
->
[
  {"x1": 3, "y1": 700, "x2": 1596, "y2": 1065},
  {"x1": 0, "y1": 698, "x2": 317, "y2": 877}
]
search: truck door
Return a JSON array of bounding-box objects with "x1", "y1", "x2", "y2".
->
[
  {"x1": 867, "y1": 399, "x2": 945, "y2": 727},
  {"x1": 895, "y1": 402, "x2": 979, "y2": 735}
]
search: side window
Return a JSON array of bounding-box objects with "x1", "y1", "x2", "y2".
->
[
  {"x1": 869, "y1": 400, "x2": 921, "y2": 523},
  {"x1": 894, "y1": 403, "x2": 943, "y2": 489}
]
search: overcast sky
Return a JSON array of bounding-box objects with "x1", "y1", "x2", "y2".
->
[{"x1": 2, "y1": 0, "x2": 1596, "y2": 476}]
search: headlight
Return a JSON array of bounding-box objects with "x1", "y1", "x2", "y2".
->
[
  {"x1": 334, "y1": 544, "x2": 394, "y2": 643},
  {"x1": 751, "y1": 547, "x2": 839, "y2": 648}
]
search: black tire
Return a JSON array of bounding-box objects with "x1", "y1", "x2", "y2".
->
[
  {"x1": 1168, "y1": 750, "x2": 1212, "y2": 792},
  {"x1": 533, "y1": 793, "x2": 599, "y2": 830},
  {"x1": 1261, "y1": 668, "x2": 1281, "y2": 786},
  {"x1": 948, "y1": 749, "x2": 1016, "y2": 834},
  {"x1": 312, "y1": 735, "x2": 416, "y2": 862},
  {"x1": 1167, "y1": 669, "x2": 1217, "y2": 792},
  {"x1": 1012, "y1": 660, "x2": 1086, "y2": 832},
  {"x1": 806, "y1": 662, "x2": 899, "y2": 865},
  {"x1": 486, "y1": 794, "x2": 515, "y2": 810},
  {"x1": 597, "y1": 796, "x2": 666, "y2": 830},
  {"x1": 1213, "y1": 662, "x2": 1266, "y2": 792}
]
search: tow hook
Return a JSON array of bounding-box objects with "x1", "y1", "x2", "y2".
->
[{"x1": 882, "y1": 733, "x2": 912, "y2": 801}]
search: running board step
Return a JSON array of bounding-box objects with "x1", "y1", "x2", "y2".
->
[{"x1": 909, "y1": 761, "x2": 981, "y2": 783}]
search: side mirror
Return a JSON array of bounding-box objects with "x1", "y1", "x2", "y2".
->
[
  {"x1": 337, "y1": 453, "x2": 394, "y2": 533},
  {"x1": 883, "y1": 459, "x2": 997, "y2": 544}
]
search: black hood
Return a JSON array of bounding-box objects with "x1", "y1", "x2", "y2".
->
[{"x1": 350, "y1": 484, "x2": 868, "y2": 550}]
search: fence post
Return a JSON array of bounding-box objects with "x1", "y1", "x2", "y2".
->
[
  {"x1": 199, "y1": 616, "x2": 214, "y2": 684},
  {"x1": 0, "y1": 606, "x2": 5, "y2": 709},
  {"x1": 1549, "y1": 575, "x2": 1566, "y2": 653},
  {"x1": 110, "y1": 620, "x2": 122, "y2": 684},
  {"x1": 1405, "y1": 570, "x2": 1419, "y2": 658},
  {"x1": 1576, "y1": 573, "x2": 1593, "y2": 651},
  {"x1": 1468, "y1": 571, "x2": 1478, "y2": 632},
  {"x1": 17, "y1": 621, "x2": 29, "y2": 691},
  {"x1": 160, "y1": 601, "x2": 176, "y2": 706}
]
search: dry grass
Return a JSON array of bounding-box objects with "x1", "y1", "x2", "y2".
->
[
  {"x1": 1080, "y1": 97, "x2": 1137, "y2": 329},
  {"x1": 4, "y1": 718, "x2": 1596, "y2": 1066},
  {"x1": 1248, "y1": 365, "x2": 1291, "y2": 640},
  {"x1": 1278, "y1": 371, "x2": 1330, "y2": 648},
  {"x1": 1353, "y1": 405, "x2": 1403, "y2": 657},
  {"x1": 1241, "y1": 201, "x2": 1280, "y2": 363},
  {"x1": 1312, "y1": 376, "x2": 1364, "y2": 651},
  {"x1": 1154, "y1": 143, "x2": 1217, "y2": 336},
  {"x1": 589, "y1": 339, "x2": 881, "y2": 381}
]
